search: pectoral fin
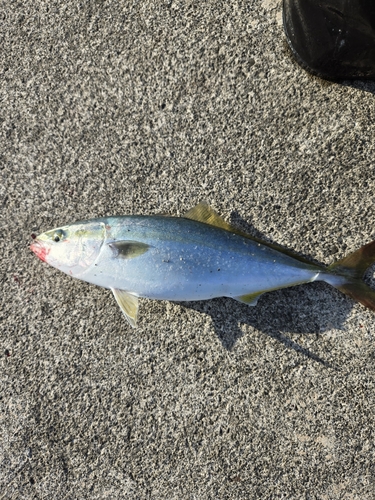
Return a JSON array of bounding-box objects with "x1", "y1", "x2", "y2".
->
[
  {"x1": 109, "y1": 241, "x2": 150, "y2": 259},
  {"x1": 233, "y1": 292, "x2": 263, "y2": 306},
  {"x1": 111, "y1": 288, "x2": 139, "y2": 327}
]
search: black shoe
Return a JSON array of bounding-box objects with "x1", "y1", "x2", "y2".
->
[{"x1": 283, "y1": 0, "x2": 375, "y2": 80}]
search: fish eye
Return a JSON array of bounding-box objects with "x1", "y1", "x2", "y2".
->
[{"x1": 53, "y1": 230, "x2": 64, "y2": 242}]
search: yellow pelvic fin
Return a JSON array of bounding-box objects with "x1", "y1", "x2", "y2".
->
[{"x1": 111, "y1": 288, "x2": 139, "y2": 327}]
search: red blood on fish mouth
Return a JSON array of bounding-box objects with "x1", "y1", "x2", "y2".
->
[{"x1": 30, "y1": 241, "x2": 50, "y2": 262}]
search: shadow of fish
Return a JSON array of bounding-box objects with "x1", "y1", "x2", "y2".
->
[{"x1": 30, "y1": 203, "x2": 375, "y2": 327}]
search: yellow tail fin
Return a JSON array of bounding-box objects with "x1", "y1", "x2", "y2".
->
[{"x1": 328, "y1": 240, "x2": 375, "y2": 311}]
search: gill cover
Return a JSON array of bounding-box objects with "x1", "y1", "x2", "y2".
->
[{"x1": 32, "y1": 221, "x2": 106, "y2": 276}]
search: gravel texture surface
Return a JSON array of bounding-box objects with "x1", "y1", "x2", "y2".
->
[{"x1": 2, "y1": 0, "x2": 375, "y2": 498}]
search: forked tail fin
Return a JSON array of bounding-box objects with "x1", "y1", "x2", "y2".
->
[{"x1": 327, "y1": 240, "x2": 375, "y2": 311}]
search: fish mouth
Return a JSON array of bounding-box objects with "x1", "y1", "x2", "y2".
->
[{"x1": 30, "y1": 240, "x2": 50, "y2": 262}]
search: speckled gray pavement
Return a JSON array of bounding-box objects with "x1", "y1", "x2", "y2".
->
[{"x1": 2, "y1": 1, "x2": 375, "y2": 498}]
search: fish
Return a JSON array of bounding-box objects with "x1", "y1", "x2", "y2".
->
[{"x1": 30, "y1": 202, "x2": 375, "y2": 327}]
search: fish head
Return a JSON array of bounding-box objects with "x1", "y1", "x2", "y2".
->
[{"x1": 30, "y1": 221, "x2": 106, "y2": 276}]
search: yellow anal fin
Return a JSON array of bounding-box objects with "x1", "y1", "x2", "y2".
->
[
  {"x1": 233, "y1": 292, "x2": 263, "y2": 306},
  {"x1": 112, "y1": 288, "x2": 139, "y2": 327}
]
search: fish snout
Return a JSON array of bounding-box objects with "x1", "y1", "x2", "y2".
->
[{"x1": 30, "y1": 239, "x2": 50, "y2": 263}]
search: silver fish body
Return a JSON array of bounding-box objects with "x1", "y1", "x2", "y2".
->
[
  {"x1": 78, "y1": 215, "x2": 323, "y2": 300},
  {"x1": 30, "y1": 203, "x2": 375, "y2": 327}
]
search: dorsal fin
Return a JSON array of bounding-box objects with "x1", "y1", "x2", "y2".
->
[
  {"x1": 183, "y1": 202, "x2": 236, "y2": 232},
  {"x1": 183, "y1": 202, "x2": 317, "y2": 267}
]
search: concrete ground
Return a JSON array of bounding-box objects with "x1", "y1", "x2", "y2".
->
[{"x1": 2, "y1": 0, "x2": 375, "y2": 498}]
